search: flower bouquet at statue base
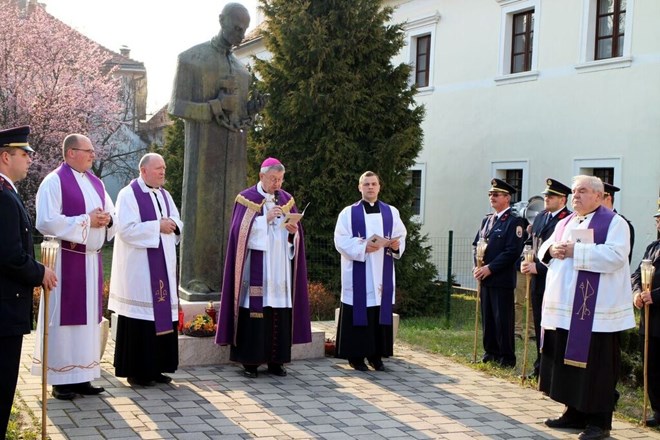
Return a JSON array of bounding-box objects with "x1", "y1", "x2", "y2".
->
[{"x1": 182, "y1": 313, "x2": 217, "y2": 337}]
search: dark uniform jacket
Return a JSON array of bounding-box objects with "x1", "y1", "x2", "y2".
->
[
  {"x1": 0, "y1": 176, "x2": 44, "y2": 337},
  {"x1": 522, "y1": 206, "x2": 571, "y2": 296},
  {"x1": 614, "y1": 209, "x2": 635, "y2": 262},
  {"x1": 631, "y1": 239, "x2": 660, "y2": 337},
  {"x1": 473, "y1": 208, "x2": 525, "y2": 289}
]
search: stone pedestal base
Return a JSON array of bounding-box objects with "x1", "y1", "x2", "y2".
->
[
  {"x1": 177, "y1": 329, "x2": 324, "y2": 367},
  {"x1": 110, "y1": 299, "x2": 325, "y2": 367}
]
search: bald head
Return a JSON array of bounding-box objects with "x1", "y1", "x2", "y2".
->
[
  {"x1": 220, "y1": 2, "x2": 250, "y2": 47},
  {"x1": 139, "y1": 153, "x2": 166, "y2": 188}
]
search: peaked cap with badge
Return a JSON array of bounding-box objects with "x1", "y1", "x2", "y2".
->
[
  {"x1": 603, "y1": 182, "x2": 620, "y2": 196},
  {"x1": 0, "y1": 125, "x2": 34, "y2": 152},
  {"x1": 542, "y1": 178, "x2": 571, "y2": 197},
  {"x1": 489, "y1": 178, "x2": 517, "y2": 194}
]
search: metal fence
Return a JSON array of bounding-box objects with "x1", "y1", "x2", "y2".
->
[
  {"x1": 425, "y1": 232, "x2": 477, "y2": 290},
  {"x1": 304, "y1": 231, "x2": 476, "y2": 290}
]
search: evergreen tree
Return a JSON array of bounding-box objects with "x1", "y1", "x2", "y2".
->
[
  {"x1": 156, "y1": 118, "x2": 185, "y2": 208},
  {"x1": 252, "y1": 0, "x2": 438, "y2": 315}
]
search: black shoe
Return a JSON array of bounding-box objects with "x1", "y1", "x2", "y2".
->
[
  {"x1": 153, "y1": 374, "x2": 172, "y2": 384},
  {"x1": 481, "y1": 354, "x2": 495, "y2": 363},
  {"x1": 348, "y1": 358, "x2": 368, "y2": 371},
  {"x1": 52, "y1": 385, "x2": 76, "y2": 400},
  {"x1": 578, "y1": 425, "x2": 610, "y2": 440},
  {"x1": 646, "y1": 417, "x2": 660, "y2": 427},
  {"x1": 127, "y1": 377, "x2": 156, "y2": 387},
  {"x1": 497, "y1": 358, "x2": 516, "y2": 368},
  {"x1": 367, "y1": 358, "x2": 386, "y2": 371},
  {"x1": 243, "y1": 366, "x2": 258, "y2": 378},
  {"x1": 645, "y1": 412, "x2": 660, "y2": 427},
  {"x1": 70, "y1": 382, "x2": 105, "y2": 395},
  {"x1": 267, "y1": 364, "x2": 287, "y2": 377},
  {"x1": 529, "y1": 368, "x2": 539, "y2": 379},
  {"x1": 544, "y1": 413, "x2": 587, "y2": 429}
]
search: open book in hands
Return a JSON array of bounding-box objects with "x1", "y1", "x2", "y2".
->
[
  {"x1": 281, "y1": 202, "x2": 310, "y2": 229},
  {"x1": 366, "y1": 234, "x2": 401, "y2": 248}
]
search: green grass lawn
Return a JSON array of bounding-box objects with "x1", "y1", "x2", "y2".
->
[
  {"x1": 34, "y1": 242, "x2": 114, "y2": 281},
  {"x1": 397, "y1": 300, "x2": 650, "y2": 427}
]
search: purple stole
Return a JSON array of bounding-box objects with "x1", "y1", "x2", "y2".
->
[
  {"x1": 130, "y1": 180, "x2": 174, "y2": 335},
  {"x1": 55, "y1": 163, "x2": 105, "y2": 326},
  {"x1": 553, "y1": 206, "x2": 615, "y2": 368},
  {"x1": 350, "y1": 201, "x2": 394, "y2": 326}
]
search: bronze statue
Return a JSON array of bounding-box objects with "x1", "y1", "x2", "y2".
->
[{"x1": 169, "y1": 2, "x2": 266, "y2": 300}]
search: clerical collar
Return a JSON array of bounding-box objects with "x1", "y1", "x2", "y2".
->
[
  {"x1": 362, "y1": 200, "x2": 380, "y2": 214},
  {"x1": 211, "y1": 35, "x2": 233, "y2": 55},
  {"x1": 257, "y1": 182, "x2": 274, "y2": 200},
  {"x1": 575, "y1": 209, "x2": 597, "y2": 224},
  {"x1": 145, "y1": 183, "x2": 160, "y2": 190}
]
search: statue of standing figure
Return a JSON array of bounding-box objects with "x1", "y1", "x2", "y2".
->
[{"x1": 169, "y1": 2, "x2": 267, "y2": 300}]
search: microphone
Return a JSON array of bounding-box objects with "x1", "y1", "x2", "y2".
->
[{"x1": 273, "y1": 190, "x2": 281, "y2": 218}]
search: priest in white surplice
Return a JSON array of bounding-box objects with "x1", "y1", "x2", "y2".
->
[
  {"x1": 334, "y1": 171, "x2": 407, "y2": 372},
  {"x1": 31, "y1": 134, "x2": 116, "y2": 400},
  {"x1": 538, "y1": 175, "x2": 634, "y2": 440},
  {"x1": 109, "y1": 153, "x2": 182, "y2": 387}
]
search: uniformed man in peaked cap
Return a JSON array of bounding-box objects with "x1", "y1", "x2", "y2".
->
[
  {"x1": 602, "y1": 182, "x2": 635, "y2": 262},
  {"x1": 473, "y1": 178, "x2": 525, "y2": 367},
  {"x1": 520, "y1": 178, "x2": 571, "y2": 378},
  {"x1": 632, "y1": 199, "x2": 660, "y2": 427},
  {"x1": 0, "y1": 126, "x2": 57, "y2": 438}
]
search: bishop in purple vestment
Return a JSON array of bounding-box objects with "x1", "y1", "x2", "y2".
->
[{"x1": 215, "y1": 157, "x2": 311, "y2": 378}]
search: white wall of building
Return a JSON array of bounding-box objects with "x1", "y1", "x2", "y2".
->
[
  {"x1": 237, "y1": 0, "x2": 660, "y2": 269},
  {"x1": 389, "y1": 0, "x2": 660, "y2": 266}
]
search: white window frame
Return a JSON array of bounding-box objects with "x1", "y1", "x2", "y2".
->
[
  {"x1": 575, "y1": 0, "x2": 634, "y2": 73},
  {"x1": 573, "y1": 157, "x2": 623, "y2": 211},
  {"x1": 495, "y1": 0, "x2": 541, "y2": 85},
  {"x1": 491, "y1": 160, "x2": 530, "y2": 203},
  {"x1": 409, "y1": 163, "x2": 426, "y2": 224},
  {"x1": 404, "y1": 12, "x2": 440, "y2": 96}
]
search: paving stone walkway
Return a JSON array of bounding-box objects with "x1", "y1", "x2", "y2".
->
[{"x1": 16, "y1": 322, "x2": 660, "y2": 439}]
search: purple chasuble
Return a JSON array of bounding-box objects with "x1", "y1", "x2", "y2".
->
[
  {"x1": 130, "y1": 180, "x2": 174, "y2": 335},
  {"x1": 350, "y1": 201, "x2": 394, "y2": 326},
  {"x1": 55, "y1": 163, "x2": 105, "y2": 326},
  {"x1": 216, "y1": 185, "x2": 312, "y2": 346},
  {"x1": 553, "y1": 206, "x2": 616, "y2": 368}
]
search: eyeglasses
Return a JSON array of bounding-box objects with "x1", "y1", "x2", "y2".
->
[
  {"x1": 266, "y1": 176, "x2": 284, "y2": 184},
  {"x1": 72, "y1": 148, "x2": 95, "y2": 154},
  {"x1": 488, "y1": 192, "x2": 506, "y2": 197}
]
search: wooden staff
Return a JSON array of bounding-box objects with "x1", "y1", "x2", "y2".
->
[
  {"x1": 521, "y1": 245, "x2": 534, "y2": 385},
  {"x1": 641, "y1": 259, "x2": 655, "y2": 426},
  {"x1": 40, "y1": 236, "x2": 59, "y2": 440},
  {"x1": 473, "y1": 239, "x2": 487, "y2": 363},
  {"x1": 644, "y1": 303, "x2": 650, "y2": 426}
]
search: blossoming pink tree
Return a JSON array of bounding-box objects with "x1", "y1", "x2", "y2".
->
[{"x1": 0, "y1": 1, "x2": 124, "y2": 214}]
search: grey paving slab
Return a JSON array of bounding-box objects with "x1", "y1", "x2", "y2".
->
[{"x1": 13, "y1": 321, "x2": 660, "y2": 439}]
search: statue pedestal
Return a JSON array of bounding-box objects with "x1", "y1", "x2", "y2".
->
[
  {"x1": 110, "y1": 299, "x2": 325, "y2": 367},
  {"x1": 178, "y1": 286, "x2": 218, "y2": 303}
]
